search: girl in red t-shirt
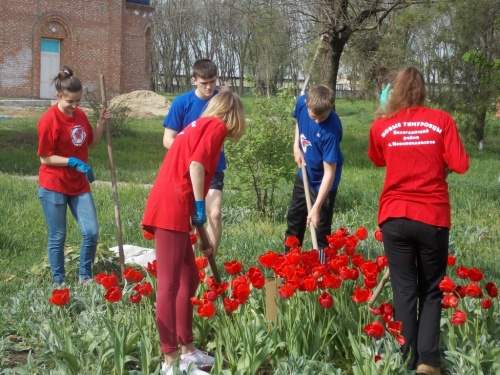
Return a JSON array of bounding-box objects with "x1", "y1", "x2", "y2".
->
[
  {"x1": 368, "y1": 67, "x2": 469, "y2": 375},
  {"x1": 142, "y1": 91, "x2": 245, "y2": 374},
  {"x1": 37, "y1": 66, "x2": 110, "y2": 285}
]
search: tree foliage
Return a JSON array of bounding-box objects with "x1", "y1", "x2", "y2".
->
[{"x1": 225, "y1": 91, "x2": 297, "y2": 215}]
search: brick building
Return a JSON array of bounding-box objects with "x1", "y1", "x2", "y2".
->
[{"x1": 0, "y1": 0, "x2": 153, "y2": 99}]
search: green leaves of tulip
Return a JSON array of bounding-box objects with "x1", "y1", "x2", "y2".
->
[{"x1": 48, "y1": 288, "x2": 70, "y2": 306}]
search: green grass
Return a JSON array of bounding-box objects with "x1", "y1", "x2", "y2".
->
[{"x1": 1, "y1": 97, "x2": 499, "y2": 307}]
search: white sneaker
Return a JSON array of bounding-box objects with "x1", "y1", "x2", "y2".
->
[
  {"x1": 180, "y1": 349, "x2": 215, "y2": 367},
  {"x1": 161, "y1": 358, "x2": 210, "y2": 374}
]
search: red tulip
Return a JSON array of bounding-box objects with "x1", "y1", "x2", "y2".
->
[
  {"x1": 374, "y1": 228, "x2": 383, "y2": 242},
  {"x1": 387, "y1": 321, "x2": 402, "y2": 336},
  {"x1": 354, "y1": 226, "x2": 368, "y2": 240},
  {"x1": 134, "y1": 281, "x2": 154, "y2": 296},
  {"x1": 195, "y1": 256, "x2": 208, "y2": 270},
  {"x1": 344, "y1": 236, "x2": 358, "y2": 256},
  {"x1": 146, "y1": 260, "x2": 158, "y2": 278},
  {"x1": 442, "y1": 294, "x2": 459, "y2": 309},
  {"x1": 439, "y1": 276, "x2": 456, "y2": 293},
  {"x1": 455, "y1": 265, "x2": 469, "y2": 279},
  {"x1": 465, "y1": 282, "x2": 483, "y2": 298},
  {"x1": 190, "y1": 232, "x2": 199, "y2": 245},
  {"x1": 98, "y1": 273, "x2": 119, "y2": 290},
  {"x1": 396, "y1": 335, "x2": 406, "y2": 346},
  {"x1": 278, "y1": 282, "x2": 296, "y2": 298},
  {"x1": 336, "y1": 227, "x2": 350, "y2": 237},
  {"x1": 364, "y1": 275, "x2": 378, "y2": 289},
  {"x1": 454, "y1": 285, "x2": 467, "y2": 299},
  {"x1": 450, "y1": 310, "x2": 467, "y2": 325},
  {"x1": 285, "y1": 235, "x2": 301, "y2": 248},
  {"x1": 319, "y1": 292, "x2": 333, "y2": 308},
  {"x1": 143, "y1": 230, "x2": 155, "y2": 240},
  {"x1": 197, "y1": 301, "x2": 216, "y2": 318},
  {"x1": 224, "y1": 298, "x2": 239, "y2": 312},
  {"x1": 352, "y1": 285, "x2": 372, "y2": 303},
  {"x1": 485, "y1": 282, "x2": 498, "y2": 298},
  {"x1": 351, "y1": 254, "x2": 365, "y2": 267},
  {"x1": 447, "y1": 254, "x2": 456, "y2": 267},
  {"x1": 246, "y1": 267, "x2": 265, "y2": 289},
  {"x1": 326, "y1": 233, "x2": 347, "y2": 250},
  {"x1": 123, "y1": 267, "x2": 144, "y2": 283},
  {"x1": 374, "y1": 355, "x2": 383, "y2": 363},
  {"x1": 320, "y1": 273, "x2": 342, "y2": 289},
  {"x1": 129, "y1": 292, "x2": 142, "y2": 304},
  {"x1": 258, "y1": 251, "x2": 280, "y2": 268},
  {"x1": 48, "y1": 288, "x2": 70, "y2": 306},
  {"x1": 104, "y1": 286, "x2": 122, "y2": 303},
  {"x1": 224, "y1": 260, "x2": 243, "y2": 275},
  {"x1": 190, "y1": 297, "x2": 203, "y2": 306},
  {"x1": 363, "y1": 320, "x2": 385, "y2": 339},
  {"x1": 375, "y1": 255, "x2": 388, "y2": 271},
  {"x1": 301, "y1": 276, "x2": 317, "y2": 292},
  {"x1": 481, "y1": 298, "x2": 492, "y2": 309},
  {"x1": 467, "y1": 268, "x2": 484, "y2": 282}
]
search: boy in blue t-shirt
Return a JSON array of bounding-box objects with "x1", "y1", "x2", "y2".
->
[
  {"x1": 163, "y1": 59, "x2": 227, "y2": 257},
  {"x1": 284, "y1": 84, "x2": 344, "y2": 256}
]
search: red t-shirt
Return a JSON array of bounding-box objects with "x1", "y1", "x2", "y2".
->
[
  {"x1": 142, "y1": 117, "x2": 227, "y2": 233},
  {"x1": 368, "y1": 106, "x2": 469, "y2": 229},
  {"x1": 37, "y1": 105, "x2": 94, "y2": 195}
]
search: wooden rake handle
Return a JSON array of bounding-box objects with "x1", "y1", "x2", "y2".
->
[
  {"x1": 193, "y1": 223, "x2": 222, "y2": 284},
  {"x1": 301, "y1": 165, "x2": 319, "y2": 251},
  {"x1": 368, "y1": 268, "x2": 390, "y2": 307}
]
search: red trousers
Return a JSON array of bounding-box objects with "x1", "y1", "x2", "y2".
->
[{"x1": 154, "y1": 228, "x2": 199, "y2": 354}]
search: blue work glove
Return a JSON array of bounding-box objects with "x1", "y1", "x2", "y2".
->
[
  {"x1": 67, "y1": 157, "x2": 95, "y2": 183},
  {"x1": 380, "y1": 83, "x2": 391, "y2": 111},
  {"x1": 192, "y1": 200, "x2": 207, "y2": 226}
]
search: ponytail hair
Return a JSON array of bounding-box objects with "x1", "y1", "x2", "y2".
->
[
  {"x1": 379, "y1": 67, "x2": 426, "y2": 118},
  {"x1": 52, "y1": 66, "x2": 82, "y2": 94}
]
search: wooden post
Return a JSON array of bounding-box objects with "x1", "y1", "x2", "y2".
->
[{"x1": 99, "y1": 75, "x2": 125, "y2": 282}]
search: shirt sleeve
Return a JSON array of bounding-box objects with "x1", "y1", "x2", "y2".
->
[
  {"x1": 442, "y1": 114, "x2": 469, "y2": 174},
  {"x1": 163, "y1": 98, "x2": 184, "y2": 132},
  {"x1": 37, "y1": 115, "x2": 56, "y2": 156},
  {"x1": 321, "y1": 114, "x2": 343, "y2": 164},
  {"x1": 367, "y1": 121, "x2": 386, "y2": 167}
]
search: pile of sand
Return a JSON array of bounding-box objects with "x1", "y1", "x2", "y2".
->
[{"x1": 109, "y1": 90, "x2": 170, "y2": 118}]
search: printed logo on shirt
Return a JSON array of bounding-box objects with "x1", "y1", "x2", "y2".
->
[
  {"x1": 70, "y1": 125, "x2": 86, "y2": 146},
  {"x1": 300, "y1": 134, "x2": 312, "y2": 153},
  {"x1": 179, "y1": 120, "x2": 196, "y2": 136}
]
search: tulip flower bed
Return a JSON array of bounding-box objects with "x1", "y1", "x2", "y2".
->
[{"x1": 1, "y1": 226, "x2": 499, "y2": 374}]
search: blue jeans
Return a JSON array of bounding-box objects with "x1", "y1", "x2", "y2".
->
[{"x1": 38, "y1": 187, "x2": 99, "y2": 284}]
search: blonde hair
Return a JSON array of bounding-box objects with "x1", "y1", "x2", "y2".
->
[
  {"x1": 201, "y1": 91, "x2": 246, "y2": 141},
  {"x1": 381, "y1": 67, "x2": 426, "y2": 118},
  {"x1": 306, "y1": 84, "x2": 334, "y2": 115}
]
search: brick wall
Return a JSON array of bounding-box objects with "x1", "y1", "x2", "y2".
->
[{"x1": 0, "y1": 0, "x2": 153, "y2": 99}]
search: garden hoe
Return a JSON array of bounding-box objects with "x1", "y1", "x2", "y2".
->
[
  {"x1": 368, "y1": 268, "x2": 391, "y2": 308},
  {"x1": 301, "y1": 165, "x2": 322, "y2": 262},
  {"x1": 193, "y1": 223, "x2": 222, "y2": 284}
]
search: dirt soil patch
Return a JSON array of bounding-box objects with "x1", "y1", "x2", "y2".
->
[
  {"x1": 109, "y1": 90, "x2": 171, "y2": 118},
  {"x1": 0, "y1": 108, "x2": 45, "y2": 118}
]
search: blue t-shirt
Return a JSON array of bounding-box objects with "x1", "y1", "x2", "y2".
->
[
  {"x1": 163, "y1": 89, "x2": 226, "y2": 171},
  {"x1": 293, "y1": 94, "x2": 343, "y2": 191}
]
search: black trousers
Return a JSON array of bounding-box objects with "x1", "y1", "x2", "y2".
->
[
  {"x1": 381, "y1": 218, "x2": 449, "y2": 370},
  {"x1": 284, "y1": 174, "x2": 337, "y2": 253}
]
